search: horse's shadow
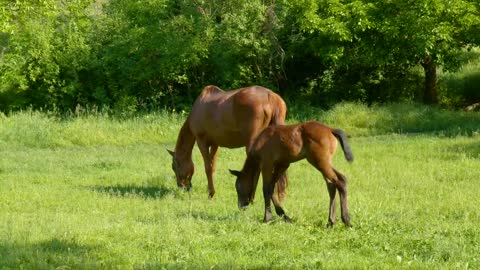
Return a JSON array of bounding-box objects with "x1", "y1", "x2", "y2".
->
[
  {"x1": 447, "y1": 141, "x2": 480, "y2": 160},
  {"x1": 0, "y1": 239, "x2": 99, "y2": 268},
  {"x1": 90, "y1": 183, "x2": 174, "y2": 199}
]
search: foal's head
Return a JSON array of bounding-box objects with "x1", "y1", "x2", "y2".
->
[
  {"x1": 229, "y1": 169, "x2": 256, "y2": 209},
  {"x1": 168, "y1": 150, "x2": 194, "y2": 190}
]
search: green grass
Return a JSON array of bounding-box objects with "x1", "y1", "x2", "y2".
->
[{"x1": 1, "y1": 103, "x2": 480, "y2": 269}]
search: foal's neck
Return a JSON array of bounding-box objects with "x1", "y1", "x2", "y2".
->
[
  {"x1": 174, "y1": 117, "x2": 196, "y2": 160},
  {"x1": 243, "y1": 154, "x2": 261, "y2": 194}
]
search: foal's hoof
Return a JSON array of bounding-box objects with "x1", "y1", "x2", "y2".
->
[
  {"x1": 263, "y1": 213, "x2": 273, "y2": 223},
  {"x1": 282, "y1": 215, "x2": 292, "y2": 223}
]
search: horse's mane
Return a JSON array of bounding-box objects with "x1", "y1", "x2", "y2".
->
[{"x1": 174, "y1": 115, "x2": 196, "y2": 157}]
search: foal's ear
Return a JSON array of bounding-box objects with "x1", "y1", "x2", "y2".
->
[
  {"x1": 167, "y1": 149, "x2": 175, "y2": 157},
  {"x1": 229, "y1": 169, "x2": 242, "y2": 177}
]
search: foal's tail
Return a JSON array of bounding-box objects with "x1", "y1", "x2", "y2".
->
[{"x1": 332, "y1": 129, "x2": 354, "y2": 162}]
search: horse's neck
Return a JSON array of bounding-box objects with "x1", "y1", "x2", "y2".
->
[{"x1": 175, "y1": 118, "x2": 196, "y2": 159}]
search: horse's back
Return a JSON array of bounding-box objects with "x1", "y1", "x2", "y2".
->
[
  {"x1": 188, "y1": 85, "x2": 286, "y2": 148},
  {"x1": 232, "y1": 86, "x2": 287, "y2": 126}
]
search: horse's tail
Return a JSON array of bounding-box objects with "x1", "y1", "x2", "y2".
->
[
  {"x1": 269, "y1": 92, "x2": 287, "y2": 126},
  {"x1": 332, "y1": 129, "x2": 354, "y2": 162},
  {"x1": 268, "y1": 92, "x2": 288, "y2": 202}
]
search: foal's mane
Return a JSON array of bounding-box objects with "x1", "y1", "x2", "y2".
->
[{"x1": 241, "y1": 153, "x2": 261, "y2": 197}]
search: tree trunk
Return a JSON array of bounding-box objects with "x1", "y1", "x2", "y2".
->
[{"x1": 421, "y1": 55, "x2": 438, "y2": 104}]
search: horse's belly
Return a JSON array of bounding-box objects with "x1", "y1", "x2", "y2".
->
[{"x1": 208, "y1": 132, "x2": 246, "y2": 148}]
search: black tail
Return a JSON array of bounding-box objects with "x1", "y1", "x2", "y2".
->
[{"x1": 332, "y1": 129, "x2": 354, "y2": 162}]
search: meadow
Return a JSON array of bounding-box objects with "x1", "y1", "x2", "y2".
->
[{"x1": 1, "y1": 103, "x2": 479, "y2": 269}]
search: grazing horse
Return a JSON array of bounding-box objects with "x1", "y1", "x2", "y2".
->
[
  {"x1": 229, "y1": 121, "x2": 354, "y2": 227},
  {"x1": 168, "y1": 85, "x2": 288, "y2": 199}
]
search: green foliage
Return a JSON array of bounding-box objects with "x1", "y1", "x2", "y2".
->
[
  {"x1": 0, "y1": 0, "x2": 479, "y2": 111},
  {"x1": 0, "y1": 0, "x2": 96, "y2": 110},
  {"x1": 1, "y1": 104, "x2": 480, "y2": 268},
  {"x1": 439, "y1": 48, "x2": 480, "y2": 107}
]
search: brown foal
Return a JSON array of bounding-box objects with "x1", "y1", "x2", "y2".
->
[{"x1": 229, "y1": 121, "x2": 354, "y2": 227}]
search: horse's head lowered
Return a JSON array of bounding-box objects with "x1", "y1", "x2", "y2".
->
[
  {"x1": 168, "y1": 149, "x2": 194, "y2": 190},
  {"x1": 229, "y1": 169, "x2": 255, "y2": 209}
]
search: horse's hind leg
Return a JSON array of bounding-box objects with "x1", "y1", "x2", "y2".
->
[{"x1": 333, "y1": 168, "x2": 351, "y2": 227}]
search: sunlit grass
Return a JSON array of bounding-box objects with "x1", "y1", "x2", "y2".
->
[{"x1": 1, "y1": 104, "x2": 480, "y2": 269}]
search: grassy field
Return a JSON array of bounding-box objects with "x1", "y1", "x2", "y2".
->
[{"x1": 1, "y1": 103, "x2": 480, "y2": 269}]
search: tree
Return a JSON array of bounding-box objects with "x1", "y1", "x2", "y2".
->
[
  {"x1": 276, "y1": 0, "x2": 480, "y2": 105},
  {"x1": 365, "y1": 0, "x2": 480, "y2": 104}
]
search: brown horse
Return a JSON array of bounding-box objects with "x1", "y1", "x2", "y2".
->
[
  {"x1": 168, "y1": 85, "x2": 288, "y2": 199},
  {"x1": 229, "y1": 121, "x2": 354, "y2": 227}
]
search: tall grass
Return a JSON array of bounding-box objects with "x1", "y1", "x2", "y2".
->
[
  {"x1": 2, "y1": 103, "x2": 480, "y2": 149},
  {"x1": 289, "y1": 102, "x2": 480, "y2": 136},
  {"x1": 0, "y1": 109, "x2": 184, "y2": 148}
]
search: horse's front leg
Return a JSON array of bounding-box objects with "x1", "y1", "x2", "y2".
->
[{"x1": 197, "y1": 140, "x2": 218, "y2": 198}]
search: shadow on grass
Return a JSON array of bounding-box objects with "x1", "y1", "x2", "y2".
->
[
  {"x1": 90, "y1": 184, "x2": 175, "y2": 199},
  {"x1": 137, "y1": 262, "x2": 267, "y2": 270},
  {"x1": 448, "y1": 141, "x2": 480, "y2": 159},
  {"x1": 0, "y1": 239, "x2": 100, "y2": 268}
]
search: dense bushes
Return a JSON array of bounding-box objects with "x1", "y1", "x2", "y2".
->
[{"x1": 1, "y1": 0, "x2": 479, "y2": 112}]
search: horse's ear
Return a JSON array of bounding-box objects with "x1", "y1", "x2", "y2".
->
[
  {"x1": 229, "y1": 169, "x2": 242, "y2": 177},
  {"x1": 167, "y1": 149, "x2": 175, "y2": 157}
]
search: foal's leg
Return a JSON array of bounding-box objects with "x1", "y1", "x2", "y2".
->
[
  {"x1": 325, "y1": 181, "x2": 337, "y2": 227},
  {"x1": 262, "y1": 164, "x2": 290, "y2": 223},
  {"x1": 261, "y1": 163, "x2": 276, "y2": 222},
  {"x1": 271, "y1": 165, "x2": 291, "y2": 222},
  {"x1": 307, "y1": 156, "x2": 343, "y2": 227},
  {"x1": 197, "y1": 140, "x2": 218, "y2": 198},
  {"x1": 333, "y1": 168, "x2": 351, "y2": 227}
]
